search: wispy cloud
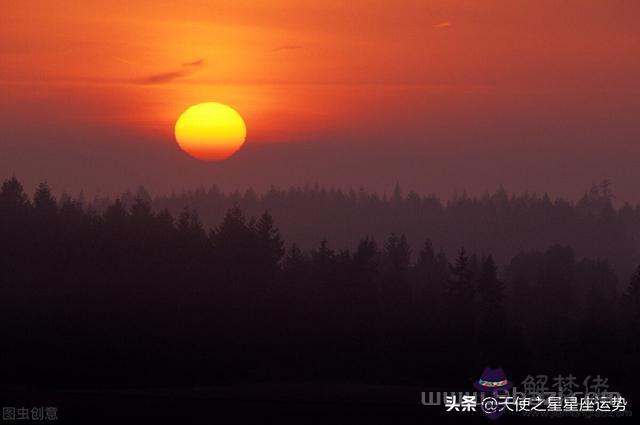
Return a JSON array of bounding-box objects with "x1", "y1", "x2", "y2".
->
[
  {"x1": 182, "y1": 59, "x2": 205, "y2": 68},
  {"x1": 135, "y1": 59, "x2": 205, "y2": 84},
  {"x1": 434, "y1": 21, "x2": 452, "y2": 29},
  {"x1": 138, "y1": 70, "x2": 189, "y2": 84},
  {"x1": 271, "y1": 45, "x2": 303, "y2": 52}
]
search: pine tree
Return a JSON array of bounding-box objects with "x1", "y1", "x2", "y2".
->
[
  {"x1": 449, "y1": 248, "x2": 473, "y2": 301},
  {"x1": 381, "y1": 233, "x2": 411, "y2": 313},
  {"x1": 104, "y1": 198, "x2": 128, "y2": 227},
  {"x1": 415, "y1": 240, "x2": 449, "y2": 295},
  {"x1": 178, "y1": 207, "x2": 205, "y2": 238},
  {"x1": 476, "y1": 255, "x2": 507, "y2": 363},
  {"x1": 383, "y1": 233, "x2": 411, "y2": 278},
  {"x1": 392, "y1": 183, "x2": 403, "y2": 204},
  {"x1": 283, "y1": 243, "x2": 307, "y2": 278},
  {"x1": 447, "y1": 248, "x2": 475, "y2": 337},
  {"x1": 0, "y1": 176, "x2": 29, "y2": 209},
  {"x1": 213, "y1": 205, "x2": 248, "y2": 247},
  {"x1": 33, "y1": 182, "x2": 57, "y2": 215},
  {"x1": 256, "y1": 211, "x2": 285, "y2": 268},
  {"x1": 211, "y1": 205, "x2": 251, "y2": 285},
  {"x1": 354, "y1": 236, "x2": 379, "y2": 278}
]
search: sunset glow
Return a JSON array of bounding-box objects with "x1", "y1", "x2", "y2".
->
[{"x1": 1, "y1": 0, "x2": 640, "y2": 199}]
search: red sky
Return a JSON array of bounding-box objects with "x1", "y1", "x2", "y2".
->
[{"x1": 1, "y1": 0, "x2": 639, "y2": 201}]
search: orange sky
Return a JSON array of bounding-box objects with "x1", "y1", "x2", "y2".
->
[{"x1": 1, "y1": 0, "x2": 640, "y2": 199}]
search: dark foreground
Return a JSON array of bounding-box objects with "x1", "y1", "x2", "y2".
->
[{"x1": 1, "y1": 383, "x2": 634, "y2": 424}]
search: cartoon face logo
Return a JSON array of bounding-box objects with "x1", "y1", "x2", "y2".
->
[{"x1": 473, "y1": 367, "x2": 512, "y2": 420}]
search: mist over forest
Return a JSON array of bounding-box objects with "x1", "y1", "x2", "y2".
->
[{"x1": 87, "y1": 180, "x2": 639, "y2": 282}]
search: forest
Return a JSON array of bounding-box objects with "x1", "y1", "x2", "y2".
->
[
  {"x1": 1, "y1": 176, "x2": 638, "y2": 393},
  {"x1": 141, "y1": 180, "x2": 638, "y2": 281}
]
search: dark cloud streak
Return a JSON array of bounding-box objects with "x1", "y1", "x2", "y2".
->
[
  {"x1": 135, "y1": 59, "x2": 205, "y2": 85},
  {"x1": 182, "y1": 59, "x2": 205, "y2": 67}
]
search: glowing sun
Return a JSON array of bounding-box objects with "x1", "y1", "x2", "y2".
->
[{"x1": 174, "y1": 102, "x2": 247, "y2": 161}]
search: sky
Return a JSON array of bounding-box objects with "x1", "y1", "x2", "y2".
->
[{"x1": 1, "y1": 0, "x2": 640, "y2": 201}]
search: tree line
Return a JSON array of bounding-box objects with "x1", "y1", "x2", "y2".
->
[
  {"x1": 1, "y1": 177, "x2": 638, "y2": 390},
  {"x1": 112, "y1": 180, "x2": 637, "y2": 282}
]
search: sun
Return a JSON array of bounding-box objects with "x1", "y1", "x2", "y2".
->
[{"x1": 174, "y1": 102, "x2": 247, "y2": 161}]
